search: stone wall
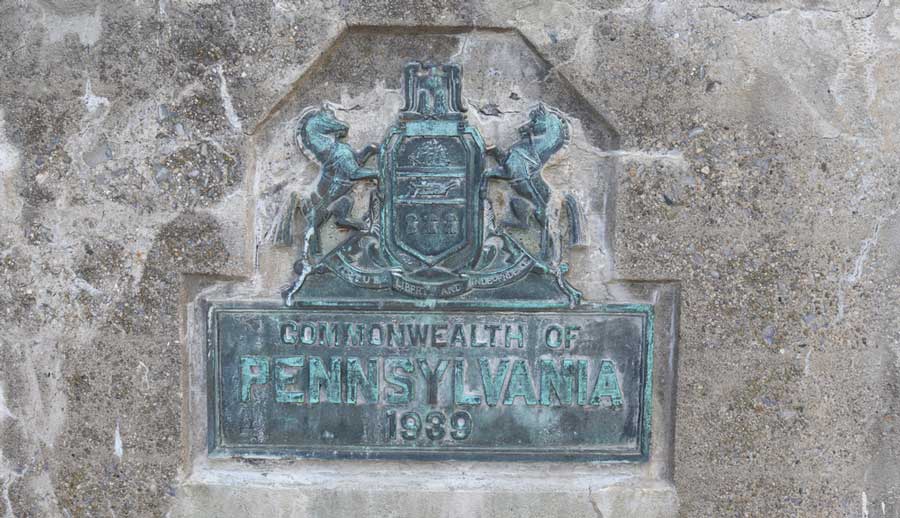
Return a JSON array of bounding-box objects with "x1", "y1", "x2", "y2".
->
[{"x1": 0, "y1": 1, "x2": 898, "y2": 516}]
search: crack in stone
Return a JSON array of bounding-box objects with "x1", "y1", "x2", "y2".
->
[
  {"x1": 851, "y1": 0, "x2": 882, "y2": 20},
  {"x1": 0, "y1": 386, "x2": 14, "y2": 423},
  {"x1": 835, "y1": 216, "x2": 886, "y2": 323},
  {"x1": 0, "y1": 451, "x2": 26, "y2": 518},
  {"x1": 215, "y1": 63, "x2": 243, "y2": 133},
  {"x1": 701, "y1": 1, "x2": 881, "y2": 22},
  {"x1": 588, "y1": 486, "x2": 605, "y2": 518}
]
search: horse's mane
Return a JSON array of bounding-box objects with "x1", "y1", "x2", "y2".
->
[
  {"x1": 536, "y1": 109, "x2": 570, "y2": 163},
  {"x1": 296, "y1": 109, "x2": 321, "y2": 156}
]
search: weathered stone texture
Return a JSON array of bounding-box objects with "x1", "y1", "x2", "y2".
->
[{"x1": 0, "y1": 0, "x2": 898, "y2": 517}]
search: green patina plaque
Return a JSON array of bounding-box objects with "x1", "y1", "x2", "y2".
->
[
  {"x1": 208, "y1": 63, "x2": 655, "y2": 461},
  {"x1": 208, "y1": 302, "x2": 652, "y2": 460}
]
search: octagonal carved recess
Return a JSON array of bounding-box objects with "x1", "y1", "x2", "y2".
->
[{"x1": 246, "y1": 26, "x2": 621, "y2": 298}]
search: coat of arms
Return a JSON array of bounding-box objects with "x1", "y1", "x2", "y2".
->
[{"x1": 278, "y1": 62, "x2": 585, "y2": 307}]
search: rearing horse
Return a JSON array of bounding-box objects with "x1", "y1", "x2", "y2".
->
[
  {"x1": 296, "y1": 105, "x2": 378, "y2": 251},
  {"x1": 284, "y1": 105, "x2": 377, "y2": 305},
  {"x1": 486, "y1": 104, "x2": 570, "y2": 260}
]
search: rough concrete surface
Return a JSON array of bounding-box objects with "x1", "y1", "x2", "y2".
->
[{"x1": 0, "y1": 0, "x2": 898, "y2": 517}]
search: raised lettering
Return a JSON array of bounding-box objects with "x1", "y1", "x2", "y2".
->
[
  {"x1": 308, "y1": 356, "x2": 342, "y2": 404},
  {"x1": 385, "y1": 357, "x2": 414, "y2": 404},
  {"x1": 274, "y1": 356, "x2": 305, "y2": 403},
  {"x1": 281, "y1": 321, "x2": 298, "y2": 344},
  {"x1": 346, "y1": 357, "x2": 379, "y2": 404},
  {"x1": 454, "y1": 358, "x2": 482, "y2": 405},
  {"x1": 564, "y1": 325, "x2": 580, "y2": 349},
  {"x1": 590, "y1": 360, "x2": 624, "y2": 407},
  {"x1": 539, "y1": 358, "x2": 575, "y2": 406},
  {"x1": 479, "y1": 358, "x2": 510, "y2": 406},
  {"x1": 485, "y1": 324, "x2": 501, "y2": 347},
  {"x1": 449, "y1": 324, "x2": 467, "y2": 347},
  {"x1": 431, "y1": 324, "x2": 448, "y2": 347},
  {"x1": 319, "y1": 322, "x2": 339, "y2": 347},
  {"x1": 503, "y1": 359, "x2": 537, "y2": 405},
  {"x1": 406, "y1": 324, "x2": 430, "y2": 346},
  {"x1": 418, "y1": 358, "x2": 449, "y2": 405},
  {"x1": 544, "y1": 324, "x2": 563, "y2": 349},
  {"x1": 369, "y1": 324, "x2": 383, "y2": 346},
  {"x1": 345, "y1": 323, "x2": 365, "y2": 347},
  {"x1": 299, "y1": 322, "x2": 317, "y2": 345},
  {"x1": 387, "y1": 324, "x2": 405, "y2": 347},
  {"x1": 471, "y1": 324, "x2": 488, "y2": 347},
  {"x1": 240, "y1": 355, "x2": 269, "y2": 401},
  {"x1": 505, "y1": 324, "x2": 525, "y2": 348},
  {"x1": 577, "y1": 359, "x2": 589, "y2": 405}
]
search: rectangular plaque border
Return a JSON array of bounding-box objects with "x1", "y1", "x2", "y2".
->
[{"x1": 205, "y1": 301, "x2": 655, "y2": 462}]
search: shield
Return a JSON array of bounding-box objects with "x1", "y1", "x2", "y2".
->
[{"x1": 382, "y1": 123, "x2": 484, "y2": 269}]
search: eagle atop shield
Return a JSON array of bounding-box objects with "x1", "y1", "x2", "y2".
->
[{"x1": 280, "y1": 62, "x2": 584, "y2": 307}]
